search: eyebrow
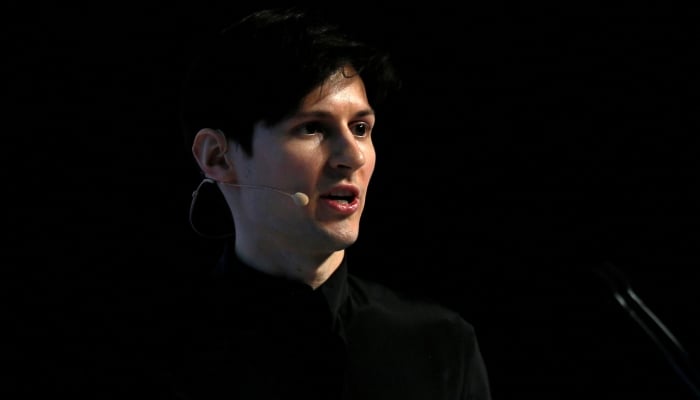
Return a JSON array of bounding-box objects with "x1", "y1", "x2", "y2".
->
[{"x1": 293, "y1": 109, "x2": 375, "y2": 120}]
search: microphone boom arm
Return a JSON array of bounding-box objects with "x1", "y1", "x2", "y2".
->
[{"x1": 594, "y1": 261, "x2": 700, "y2": 398}]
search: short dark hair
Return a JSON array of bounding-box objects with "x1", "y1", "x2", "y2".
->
[{"x1": 179, "y1": 6, "x2": 402, "y2": 155}]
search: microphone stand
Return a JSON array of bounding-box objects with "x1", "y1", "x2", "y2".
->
[{"x1": 593, "y1": 261, "x2": 700, "y2": 399}]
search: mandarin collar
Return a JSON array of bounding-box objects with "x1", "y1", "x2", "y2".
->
[{"x1": 214, "y1": 241, "x2": 349, "y2": 321}]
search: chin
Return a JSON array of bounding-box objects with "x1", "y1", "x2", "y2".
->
[
  {"x1": 326, "y1": 228, "x2": 359, "y2": 250},
  {"x1": 311, "y1": 220, "x2": 360, "y2": 250},
  {"x1": 333, "y1": 233, "x2": 359, "y2": 249}
]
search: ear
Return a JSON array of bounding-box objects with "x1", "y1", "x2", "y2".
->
[{"x1": 191, "y1": 128, "x2": 236, "y2": 183}]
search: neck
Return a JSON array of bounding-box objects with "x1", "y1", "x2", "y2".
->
[{"x1": 235, "y1": 247, "x2": 345, "y2": 290}]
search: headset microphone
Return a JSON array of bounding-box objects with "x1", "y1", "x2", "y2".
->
[
  {"x1": 193, "y1": 178, "x2": 309, "y2": 207},
  {"x1": 220, "y1": 181, "x2": 310, "y2": 206},
  {"x1": 207, "y1": 139, "x2": 310, "y2": 206},
  {"x1": 189, "y1": 178, "x2": 309, "y2": 238}
]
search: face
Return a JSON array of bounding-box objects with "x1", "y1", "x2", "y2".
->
[{"x1": 227, "y1": 67, "x2": 377, "y2": 258}]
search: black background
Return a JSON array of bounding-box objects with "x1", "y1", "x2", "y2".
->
[{"x1": 9, "y1": 1, "x2": 700, "y2": 399}]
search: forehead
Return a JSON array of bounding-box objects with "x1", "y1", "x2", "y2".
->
[{"x1": 299, "y1": 66, "x2": 368, "y2": 109}]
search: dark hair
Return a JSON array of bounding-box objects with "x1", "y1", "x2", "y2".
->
[{"x1": 179, "y1": 6, "x2": 402, "y2": 155}]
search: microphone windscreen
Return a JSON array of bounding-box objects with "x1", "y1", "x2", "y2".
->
[{"x1": 293, "y1": 192, "x2": 310, "y2": 206}]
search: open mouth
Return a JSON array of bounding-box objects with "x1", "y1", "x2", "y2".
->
[
  {"x1": 322, "y1": 194, "x2": 356, "y2": 203},
  {"x1": 320, "y1": 186, "x2": 359, "y2": 204}
]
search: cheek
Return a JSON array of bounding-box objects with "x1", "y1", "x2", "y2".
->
[
  {"x1": 284, "y1": 139, "x2": 331, "y2": 170},
  {"x1": 256, "y1": 141, "x2": 311, "y2": 174},
  {"x1": 363, "y1": 145, "x2": 377, "y2": 177},
  {"x1": 274, "y1": 150, "x2": 322, "y2": 180}
]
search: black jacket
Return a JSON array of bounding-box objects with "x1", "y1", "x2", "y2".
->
[{"x1": 12, "y1": 244, "x2": 491, "y2": 400}]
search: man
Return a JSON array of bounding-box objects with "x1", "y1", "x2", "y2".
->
[{"x1": 147, "y1": 6, "x2": 492, "y2": 399}]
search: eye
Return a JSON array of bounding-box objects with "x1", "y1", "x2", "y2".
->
[
  {"x1": 295, "y1": 121, "x2": 326, "y2": 136},
  {"x1": 351, "y1": 122, "x2": 371, "y2": 137}
]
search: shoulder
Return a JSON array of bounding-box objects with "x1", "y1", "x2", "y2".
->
[
  {"x1": 343, "y1": 274, "x2": 491, "y2": 398},
  {"x1": 346, "y1": 273, "x2": 477, "y2": 337}
]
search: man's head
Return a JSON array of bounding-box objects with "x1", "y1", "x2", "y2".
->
[{"x1": 182, "y1": 7, "x2": 401, "y2": 276}]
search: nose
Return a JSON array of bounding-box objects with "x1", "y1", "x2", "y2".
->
[{"x1": 329, "y1": 129, "x2": 366, "y2": 171}]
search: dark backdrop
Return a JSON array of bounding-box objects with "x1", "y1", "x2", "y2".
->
[{"x1": 9, "y1": 2, "x2": 699, "y2": 399}]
